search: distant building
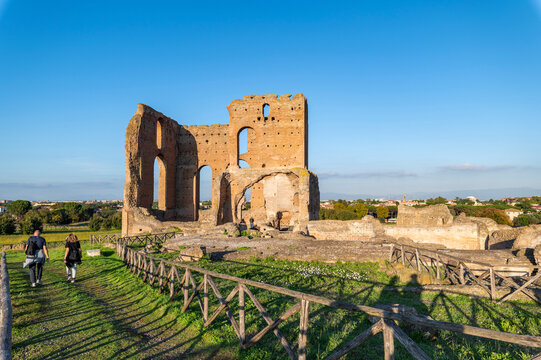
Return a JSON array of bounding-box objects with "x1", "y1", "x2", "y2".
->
[{"x1": 504, "y1": 208, "x2": 522, "y2": 221}]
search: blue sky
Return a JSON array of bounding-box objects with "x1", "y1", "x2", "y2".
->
[{"x1": 0, "y1": 0, "x2": 540, "y2": 201}]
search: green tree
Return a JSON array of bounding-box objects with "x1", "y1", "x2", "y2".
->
[
  {"x1": 64, "y1": 202, "x2": 83, "y2": 222},
  {"x1": 111, "y1": 212, "x2": 122, "y2": 230},
  {"x1": 335, "y1": 210, "x2": 357, "y2": 220},
  {"x1": 475, "y1": 207, "x2": 512, "y2": 226},
  {"x1": 80, "y1": 204, "x2": 95, "y2": 221},
  {"x1": 455, "y1": 197, "x2": 474, "y2": 205},
  {"x1": 89, "y1": 215, "x2": 103, "y2": 231},
  {"x1": 333, "y1": 202, "x2": 347, "y2": 211},
  {"x1": 376, "y1": 206, "x2": 389, "y2": 220},
  {"x1": 7, "y1": 200, "x2": 32, "y2": 219},
  {"x1": 51, "y1": 209, "x2": 69, "y2": 225},
  {"x1": 0, "y1": 215, "x2": 16, "y2": 235},
  {"x1": 21, "y1": 217, "x2": 43, "y2": 234},
  {"x1": 353, "y1": 203, "x2": 368, "y2": 218},
  {"x1": 426, "y1": 197, "x2": 447, "y2": 205},
  {"x1": 516, "y1": 199, "x2": 533, "y2": 212}
]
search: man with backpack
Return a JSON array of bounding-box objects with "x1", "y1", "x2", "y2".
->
[{"x1": 24, "y1": 230, "x2": 50, "y2": 287}]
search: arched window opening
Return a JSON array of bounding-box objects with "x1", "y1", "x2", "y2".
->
[
  {"x1": 239, "y1": 160, "x2": 250, "y2": 169},
  {"x1": 263, "y1": 104, "x2": 269, "y2": 117},
  {"x1": 198, "y1": 165, "x2": 213, "y2": 212},
  {"x1": 153, "y1": 156, "x2": 166, "y2": 210},
  {"x1": 237, "y1": 127, "x2": 254, "y2": 166},
  {"x1": 156, "y1": 118, "x2": 164, "y2": 149}
]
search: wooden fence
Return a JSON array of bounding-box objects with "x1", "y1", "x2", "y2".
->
[
  {"x1": 90, "y1": 232, "x2": 177, "y2": 247},
  {"x1": 116, "y1": 243, "x2": 541, "y2": 359},
  {"x1": 389, "y1": 243, "x2": 541, "y2": 305},
  {"x1": 0, "y1": 252, "x2": 12, "y2": 360}
]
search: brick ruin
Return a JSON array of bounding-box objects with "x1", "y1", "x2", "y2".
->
[{"x1": 122, "y1": 94, "x2": 320, "y2": 235}]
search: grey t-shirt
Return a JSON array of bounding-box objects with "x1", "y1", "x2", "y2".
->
[{"x1": 26, "y1": 236, "x2": 46, "y2": 249}]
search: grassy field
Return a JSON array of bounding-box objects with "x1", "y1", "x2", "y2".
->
[
  {"x1": 0, "y1": 226, "x2": 119, "y2": 246},
  {"x1": 5, "y1": 246, "x2": 541, "y2": 359}
]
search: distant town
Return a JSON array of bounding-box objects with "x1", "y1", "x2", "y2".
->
[{"x1": 1, "y1": 196, "x2": 539, "y2": 232}]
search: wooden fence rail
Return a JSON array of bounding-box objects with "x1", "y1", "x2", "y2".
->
[
  {"x1": 116, "y1": 243, "x2": 541, "y2": 359},
  {"x1": 388, "y1": 243, "x2": 541, "y2": 305},
  {"x1": 0, "y1": 252, "x2": 12, "y2": 360},
  {"x1": 90, "y1": 232, "x2": 177, "y2": 247}
]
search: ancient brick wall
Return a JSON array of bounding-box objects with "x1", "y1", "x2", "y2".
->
[{"x1": 123, "y1": 94, "x2": 318, "y2": 235}]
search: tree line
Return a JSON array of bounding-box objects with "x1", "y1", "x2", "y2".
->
[
  {"x1": 0, "y1": 200, "x2": 122, "y2": 234},
  {"x1": 319, "y1": 196, "x2": 541, "y2": 227},
  {"x1": 319, "y1": 200, "x2": 396, "y2": 221}
]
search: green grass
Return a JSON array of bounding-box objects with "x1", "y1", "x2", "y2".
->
[
  {"x1": 0, "y1": 226, "x2": 119, "y2": 246},
  {"x1": 5, "y1": 247, "x2": 540, "y2": 359},
  {"x1": 152, "y1": 253, "x2": 541, "y2": 359}
]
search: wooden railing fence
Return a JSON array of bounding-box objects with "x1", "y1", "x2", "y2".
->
[
  {"x1": 90, "y1": 232, "x2": 177, "y2": 247},
  {"x1": 0, "y1": 252, "x2": 12, "y2": 360},
  {"x1": 116, "y1": 243, "x2": 541, "y2": 359},
  {"x1": 389, "y1": 243, "x2": 541, "y2": 305}
]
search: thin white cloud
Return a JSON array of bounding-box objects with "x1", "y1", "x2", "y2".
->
[
  {"x1": 439, "y1": 163, "x2": 514, "y2": 172},
  {"x1": 318, "y1": 171, "x2": 417, "y2": 179}
]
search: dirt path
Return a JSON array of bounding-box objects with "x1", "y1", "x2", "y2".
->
[{"x1": 7, "y1": 250, "x2": 233, "y2": 360}]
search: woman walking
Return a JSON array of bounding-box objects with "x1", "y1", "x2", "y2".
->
[{"x1": 64, "y1": 233, "x2": 82, "y2": 283}]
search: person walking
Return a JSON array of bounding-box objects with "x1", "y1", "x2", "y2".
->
[
  {"x1": 64, "y1": 233, "x2": 82, "y2": 283},
  {"x1": 24, "y1": 230, "x2": 49, "y2": 287}
]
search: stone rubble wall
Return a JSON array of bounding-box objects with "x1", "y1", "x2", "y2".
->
[{"x1": 397, "y1": 204, "x2": 454, "y2": 226}]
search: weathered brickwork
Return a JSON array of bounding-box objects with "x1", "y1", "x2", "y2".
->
[{"x1": 123, "y1": 94, "x2": 319, "y2": 235}]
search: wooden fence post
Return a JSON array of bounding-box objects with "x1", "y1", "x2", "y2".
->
[
  {"x1": 184, "y1": 269, "x2": 190, "y2": 306},
  {"x1": 383, "y1": 319, "x2": 395, "y2": 360},
  {"x1": 415, "y1": 249, "x2": 421, "y2": 272},
  {"x1": 239, "y1": 284, "x2": 245, "y2": 344},
  {"x1": 203, "y1": 274, "x2": 209, "y2": 322},
  {"x1": 459, "y1": 263, "x2": 465, "y2": 284},
  {"x1": 299, "y1": 299, "x2": 310, "y2": 360},
  {"x1": 401, "y1": 246, "x2": 405, "y2": 266},
  {"x1": 389, "y1": 244, "x2": 394, "y2": 263},
  {"x1": 490, "y1": 267, "x2": 496, "y2": 302}
]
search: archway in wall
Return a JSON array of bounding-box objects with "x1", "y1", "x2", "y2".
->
[
  {"x1": 153, "y1": 155, "x2": 166, "y2": 210},
  {"x1": 238, "y1": 160, "x2": 251, "y2": 203},
  {"x1": 197, "y1": 165, "x2": 213, "y2": 221},
  {"x1": 237, "y1": 127, "x2": 255, "y2": 166}
]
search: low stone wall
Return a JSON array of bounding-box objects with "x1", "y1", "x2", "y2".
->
[
  {"x1": 308, "y1": 219, "x2": 482, "y2": 250},
  {"x1": 0, "y1": 252, "x2": 12, "y2": 360},
  {"x1": 307, "y1": 219, "x2": 382, "y2": 240},
  {"x1": 385, "y1": 223, "x2": 482, "y2": 250}
]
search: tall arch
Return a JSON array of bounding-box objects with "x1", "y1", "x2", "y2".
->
[
  {"x1": 237, "y1": 126, "x2": 255, "y2": 166},
  {"x1": 153, "y1": 155, "x2": 166, "y2": 211},
  {"x1": 195, "y1": 165, "x2": 213, "y2": 220}
]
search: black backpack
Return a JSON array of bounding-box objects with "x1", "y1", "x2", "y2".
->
[{"x1": 26, "y1": 239, "x2": 36, "y2": 256}]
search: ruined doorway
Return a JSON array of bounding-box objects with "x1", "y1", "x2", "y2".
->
[
  {"x1": 197, "y1": 165, "x2": 212, "y2": 221},
  {"x1": 153, "y1": 155, "x2": 166, "y2": 211}
]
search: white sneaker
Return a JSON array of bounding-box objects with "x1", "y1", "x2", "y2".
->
[
  {"x1": 71, "y1": 279, "x2": 75, "y2": 283},
  {"x1": 31, "y1": 283, "x2": 36, "y2": 287},
  {"x1": 36, "y1": 280, "x2": 42, "y2": 285},
  {"x1": 67, "y1": 276, "x2": 72, "y2": 282}
]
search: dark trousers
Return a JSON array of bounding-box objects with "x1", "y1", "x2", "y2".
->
[{"x1": 29, "y1": 262, "x2": 43, "y2": 283}]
